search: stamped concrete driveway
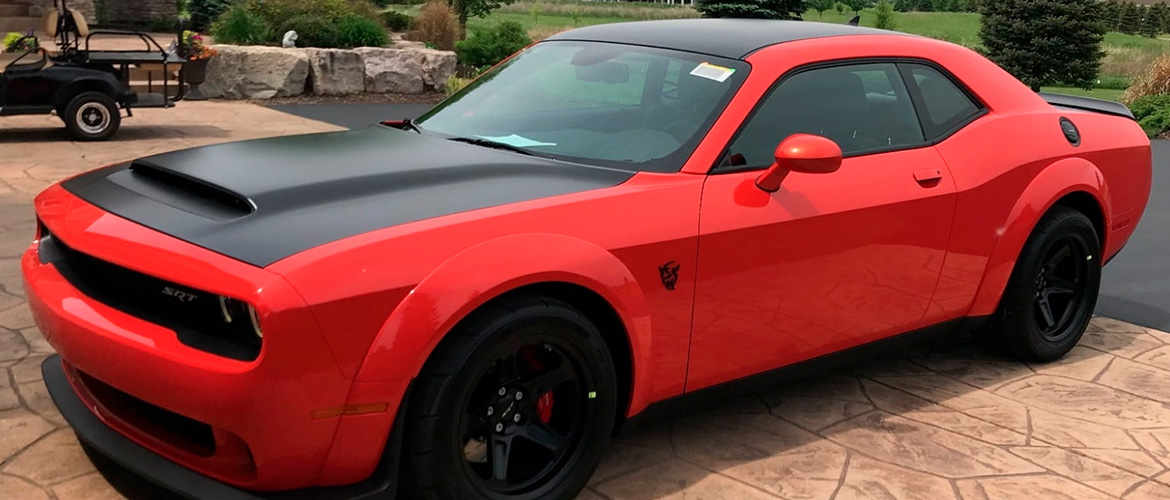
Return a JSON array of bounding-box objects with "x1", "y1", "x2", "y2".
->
[{"x1": 2, "y1": 104, "x2": 1170, "y2": 500}]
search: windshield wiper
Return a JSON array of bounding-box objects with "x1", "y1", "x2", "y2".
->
[
  {"x1": 448, "y1": 136, "x2": 534, "y2": 156},
  {"x1": 401, "y1": 118, "x2": 422, "y2": 134}
]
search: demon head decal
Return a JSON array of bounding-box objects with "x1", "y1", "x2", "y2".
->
[{"x1": 659, "y1": 261, "x2": 681, "y2": 291}]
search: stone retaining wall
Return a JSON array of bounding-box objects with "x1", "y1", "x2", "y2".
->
[{"x1": 203, "y1": 44, "x2": 456, "y2": 99}]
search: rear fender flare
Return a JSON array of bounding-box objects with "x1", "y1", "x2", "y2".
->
[
  {"x1": 53, "y1": 76, "x2": 119, "y2": 110},
  {"x1": 353, "y1": 233, "x2": 654, "y2": 412},
  {"x1": 968, "y1": 157, "x2": 1111, "y2": 316}
]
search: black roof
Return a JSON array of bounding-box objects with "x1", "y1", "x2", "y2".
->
[{"x1": 546, "y1": 19, "x2": 903, "y2": 59}]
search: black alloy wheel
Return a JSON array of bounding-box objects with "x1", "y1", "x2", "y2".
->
[
  {"x1": 402, "y1": 295, "x2": 617, "y2": 500},
  {"x1": 459, "y1": 340, "x2": 590, "y2": 496},
  {"x1": 1032, "y1": 235, "x2": 1090, "y2": 341}
]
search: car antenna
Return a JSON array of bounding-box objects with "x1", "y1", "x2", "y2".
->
[{"x1": 846, "y1": 16, "x2": 860, "y2": 26}]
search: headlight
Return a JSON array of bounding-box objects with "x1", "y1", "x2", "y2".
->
[{"x1": 219, "y1": 296, "x2": 263, "y2": 340}]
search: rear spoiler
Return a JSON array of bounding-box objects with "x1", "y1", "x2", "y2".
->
[{"x1": 1039, "y1": 92, "x2": 1135, "y2": 120}]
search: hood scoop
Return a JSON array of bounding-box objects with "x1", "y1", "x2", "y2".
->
[{"x1": 109, "y1": 161, "x2": 254, "y2": 221}]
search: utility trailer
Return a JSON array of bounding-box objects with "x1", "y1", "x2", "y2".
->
[{"x1": 0, "y1": 1, "x2": 186, "y2": 141}]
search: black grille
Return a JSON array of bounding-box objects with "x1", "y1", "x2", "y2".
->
[
  {"x1": 39, "y1": 228, "x2": 261, "y2": 361},
  {"x1": 77, "y1": 369, "x2": 217, "y2": 456}
]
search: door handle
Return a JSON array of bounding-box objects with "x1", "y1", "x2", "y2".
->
[{"x1": 913, "y1": 169, "x2": 943, "y2": 184}]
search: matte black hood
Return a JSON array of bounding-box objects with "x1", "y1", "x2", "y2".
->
[{"x1": 62, "y1": 127, "x2": 634, "y2": 267}]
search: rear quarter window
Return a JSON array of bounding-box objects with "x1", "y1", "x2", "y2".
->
[{"x1": 904, "y1": 64, "x2": 983, "y2": 139}]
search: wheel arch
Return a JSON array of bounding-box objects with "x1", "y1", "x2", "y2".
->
[
  {"x1": 53, "y1": 78, "x2": 118, "y2": 111},
  {"x1": 353, "y1": 233, "x2": 655, "y2": 418},
  {"x1": 968, "y1": 157, "x2": 1112, "y2": 317}
]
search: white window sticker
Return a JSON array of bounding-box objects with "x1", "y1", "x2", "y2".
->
[{"x1": 690, "y1": 62, "x2": 736, "y2": 83}]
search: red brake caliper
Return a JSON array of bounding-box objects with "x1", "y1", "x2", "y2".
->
[{"x1": 521, "y1": 347, "x2": 555, "y2": 424}]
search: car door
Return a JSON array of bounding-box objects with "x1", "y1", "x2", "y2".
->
[{"x1": 686, "y1": 61, "x2": 959, "y2": 391}]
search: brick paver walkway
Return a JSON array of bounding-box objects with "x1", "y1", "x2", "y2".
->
[{"x1": 2, "y1": 102, "x2": 1170, "y2": 500}]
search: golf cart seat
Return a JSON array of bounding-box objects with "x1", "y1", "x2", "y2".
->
[{"x1": 44, "y1": 7, "x2": 90, "y2": 53}]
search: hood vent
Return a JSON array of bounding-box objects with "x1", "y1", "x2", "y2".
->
[{"x1": 118, "y1": 162, "x2": 254, "y2": 221}]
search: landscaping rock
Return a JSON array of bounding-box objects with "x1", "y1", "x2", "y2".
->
[
  {"x1": 356, "y1": 47, "x2": 456, "y2": 94},
  {"x1": 202, "y1": 45, "x2": 310, "y2": 99},
  {"x1": 416, "y1": 48, "x2": 457, "y2": 91},
  {"x1": 306, "y1": 48, "x2": 366, "y2": 96},
  {"x1": 355, "y1": 47, "x2": 425, "y2": 94}
]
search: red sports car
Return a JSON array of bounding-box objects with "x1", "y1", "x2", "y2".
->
[{"x1": 26, "y1": 19, "x2": 1151, "y2": 500}]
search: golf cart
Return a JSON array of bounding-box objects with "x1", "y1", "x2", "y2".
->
[{"x1": 0, "y1": 0, "x2": 187, "y2": 141}]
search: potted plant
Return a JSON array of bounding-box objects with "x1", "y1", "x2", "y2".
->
[
  {"x1": 3, "y1": 29, "x2": 39, "y2": 53},
  {"x1": 179, "y1": 30, "x2": 217, "y2": 101}
]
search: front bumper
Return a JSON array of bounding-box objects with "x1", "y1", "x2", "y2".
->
[
  {"x1": 42, "y1": 355, "x2": 402, "y2": 500},
  {"x1": 25, "y1": 184, "x2": 404, "y2": 490}
]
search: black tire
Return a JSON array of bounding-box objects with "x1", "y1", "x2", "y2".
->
[
  {"x1": 984, "y1": 206, "x2": 1101, "y2": 361},
  {"x1": 402, "y1": 295, "x2": 618, "y2": 500},
  {"x1": 64, "y1": 92, "x2": 121, "y2": 141}
]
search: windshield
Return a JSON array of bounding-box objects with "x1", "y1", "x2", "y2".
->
[{"x1": 416, "y1": 41, "x2": 749, "y2": 172}]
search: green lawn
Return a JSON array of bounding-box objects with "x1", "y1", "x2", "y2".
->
[
  {"x1": 390, "y1": 2, "x2": 1170, "y2": 97},
  {"x1": 1041, "y1": 87, "x2": 1126, "y2": 102}
]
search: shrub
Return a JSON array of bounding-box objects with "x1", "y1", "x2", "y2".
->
[
  {"x1": 214, "y1": 0, "x2": 388, "y2": 48},
  {"x1": 494, "y1": 2, "x2": 699, "y2": 20},
  {"x1": 1125, "y1": 54, "x2": 1170, "y2": 103},
  {"x1": 382, "y1": 10, "x2": 414, "y2": 31},
  {"x1": 409, "y1": 0, "x2": 461, "y2": 50},
  {"x1": 211, "y1": 4, "x2": 273, "y2": 45},
  {"x1": 695, "y1": 0, "x2": 806, "y2": 19},
  {"x1": 280, "y1": 14, "x2": 341, "y2": 48},
  {"x1": 456, "y1": 21, "x2": 531, "y2": 68},
  {"x1": 336, "y1": 13, "x2": 389, "y2": 47},
  {"x1": 1129, "y1": 94, "x2": 1170, "y2": 137},
  {"x1": 445, "y1": 75, "x2": 472, "y2": 96},
  {"x1": 874, "y1": 0, "x2": 896, "y2": 30},
  {"x1": 189, "y1": 0, "x2": 233, "y2": 31}
]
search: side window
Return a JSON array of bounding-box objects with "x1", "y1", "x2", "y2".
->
[
  {"x1": 903, "y1": 64, "x2": 982, "y2": 139},
  {"x1": 725, "y1": 63, "x2": 925, "y2": 167}
]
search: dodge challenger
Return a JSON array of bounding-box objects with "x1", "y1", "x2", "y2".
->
[{"x1": 25, "y1": 19, "x2": 1151, "y2": 500}]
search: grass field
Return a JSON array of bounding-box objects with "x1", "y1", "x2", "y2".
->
[{"x1": 390, "y1": 1, "x2": 1170, "y2": 95}]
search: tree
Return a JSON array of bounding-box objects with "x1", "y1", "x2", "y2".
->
[
  {"x1": 1100, "y1": 0, "x2": 1122, "y2": 31},
  {"x1": 1153, "y1": 2, "x2": 1170, "y2": 34},
  {"x1": 450, "y1": 0, "x2": 517, "y2": 25},
  {"x1": 980, "y1": 0, "x2": 1106, "y2": 91},
  {"x1": 874, "y1": 0, "x2": 896, "y2": 29},
  {"x1": 1119, "y1": 1, "x2": 1142, "y2": 35},
  {"x1": 808, "y1": 0, "x2": 835, "y2": 17},
  {"x1": 842, "y1": 0, "x2": 870, "y2": 15},
  {"x1": 695, "y1": 0, "x2": 808, "y2": 19},
  {"x1": 1141, "y1": 6, "x2": 1160, "y2": 37},
  {"x1": 835, "y1": 2, "x2": 847, "y2": 14}
]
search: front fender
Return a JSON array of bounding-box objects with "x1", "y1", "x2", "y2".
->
[
  {"x1": 353, "y1": 233, "x2": 655, "y2": 412},
  {"x1": 968, "y1": 157, "x2": 1111, "y2": 316}
]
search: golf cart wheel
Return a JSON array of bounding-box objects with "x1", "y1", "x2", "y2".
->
[
  {"x1": 64, "y1": 92, "x2": 121, "y2": 141},
  {"x1": 402, "y1": 295, "x2": 617, "y2": 500},
  {"x1": 984, "y1": 206, "x2": 1101, "y2": 361}
]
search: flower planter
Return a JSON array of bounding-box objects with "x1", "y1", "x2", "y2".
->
[{"x1": 184, "y1": 58, "x2": 210, "y2": 101}]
